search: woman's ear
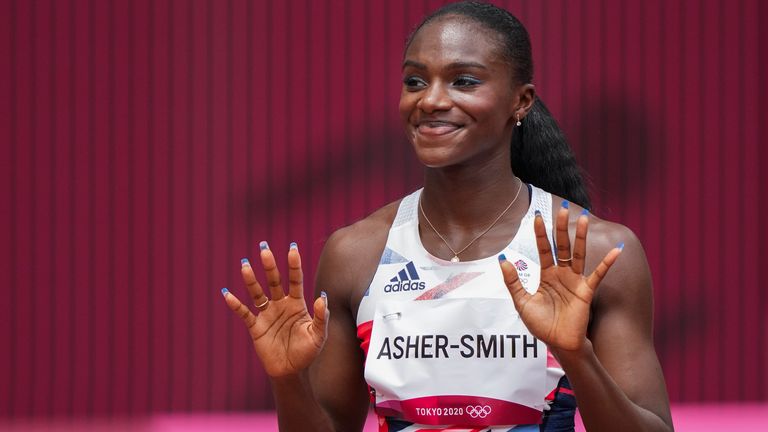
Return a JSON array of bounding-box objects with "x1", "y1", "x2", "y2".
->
[{"x1": 513, "y1": 83, "x2": 536, "y2": 120}]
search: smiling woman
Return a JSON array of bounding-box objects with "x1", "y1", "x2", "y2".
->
[
  {"x1": 400, "y1": 19, "x2": 523, "y2": 170},
  {"x1": 222, "y1": 2, "x2": 673, "y2": 431}
]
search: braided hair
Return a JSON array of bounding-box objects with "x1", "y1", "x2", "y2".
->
[{"x1": 407, "y1": 1, "x2": 591, "y2": 209}]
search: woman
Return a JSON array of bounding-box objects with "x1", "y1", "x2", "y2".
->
[{"x1": 222, "y1": 2, "x2": 673, "y2": 431}]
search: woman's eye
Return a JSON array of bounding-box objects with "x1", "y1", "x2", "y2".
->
[
  {"x1": 403, "y1": 76, "x2": 427, "y2": 89},
  {"x1": 453, "y1": 76, "x2": 482, "y2": 87}
]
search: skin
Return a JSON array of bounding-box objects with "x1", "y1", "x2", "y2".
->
[{"x1": 223, "y1": 16, "x2": 673, "y2": 432}]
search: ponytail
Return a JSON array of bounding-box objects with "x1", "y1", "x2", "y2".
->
[{"x1": 512, "y1": 98, "x2": 591, "y2": 209}]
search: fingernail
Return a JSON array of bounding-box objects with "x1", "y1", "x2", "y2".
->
[
  {"x1": 561, "y1": 200, "x2": 569, "y2": 209},
  {"x1": 321, "y1": 291, "x2": 328, "y2": 306},
  {"x1": 221, "y1": 287, "x2": 229, "y2": 297},
  {"x1": 241, "y1": 258, "x2": 250, "y2": 267},
  {"x1": 534, "y1": 210, "x2": 542, "y2": 217},
  {"x1": 581, "y1": 208, "x2": 589, "y2": 216},
  {"x1": 617, "y1": 242, "x2": 625, "y2": 251},
  {"x1": 498, "y1": 253, "x2": 507, "y2": 262},
  {"x1": 289, "y1": 242, "x2": 298, "y2": 250},
  {"x1": 259, "y1": 241, "x2": 269, "y2": 250}
]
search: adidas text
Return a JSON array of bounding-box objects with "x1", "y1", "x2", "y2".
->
[{"x1": 384, "y1": 279, "x2": 426, "y2": 292}]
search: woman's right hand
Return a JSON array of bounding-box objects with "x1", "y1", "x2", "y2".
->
[{"x1": 222, "y1": 242, "x2": 329, "y2": 377}]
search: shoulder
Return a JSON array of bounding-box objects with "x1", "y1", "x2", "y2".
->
[
  {"x1": 322, "y1": 199, "x2": 401, "y2": 269},
  {"x1": 549, "y1": 194, "x2": 652, "y2": 320},
  {"x1": 546, "y1": 192, "x2": 644, "y2": 271},
  {"x1": 589, "y1": 217, "x2": 650, "y2": 307},
  {"x1": 546, "y1": 192, "x2": 640, "y2": 258},
  {"x1": 588, "y1": 216, "x2": 653, "y2": 331},
  {"x1": 315, "y1": 199, "x2": 402, "y2": 312},
  {"x1": 326, "y1": 201, "x2": 399, "y2": 256}
]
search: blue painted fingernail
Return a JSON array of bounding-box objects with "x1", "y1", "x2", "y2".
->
[
  {"x1": 498, "y1": 253, "x2": 507, "y2": 262},
  {"x1": 289, "y1": 242, "x2": 298, "y2": 250},
  {"x1": 241, "y1": 258, "x2": 250, "y2": 267},
  {"x1": 581, "y1": 208, "x2": 589, "y2": 216},
  {"x1": 617, "y1": 242, "x2": 625, "y2": 251},
  {"x1": 561, "y1": 200, "x2": 569, "y2": 209},
  {"x1": 534, "y1": 210, "x2": 542, "y2": 217},
  {"x1": 321, "y1": 291, "x2": 327, "y2": 298},
  {"x1": 259, "y1": 241, "x2": 269, "y2": 250},
  {"x1": 221, "y1": 287, "x2": 229, "y2": 296}
]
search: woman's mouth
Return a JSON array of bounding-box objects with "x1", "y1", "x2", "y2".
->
[{"x1": 416, "y1": 121, "x2": 463, "y2": 136}]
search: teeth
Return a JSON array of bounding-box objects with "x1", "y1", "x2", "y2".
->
[
  {"x1": 422, "y1": 122, "x2": 456, "y2": 127},
  {"x1": 416, "y1": 122, "x2": 461, "y2": 136}
]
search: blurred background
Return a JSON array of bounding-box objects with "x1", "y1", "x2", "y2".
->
[{"x1": 2, "y1": 0, "x2": 766, "y2": 429}]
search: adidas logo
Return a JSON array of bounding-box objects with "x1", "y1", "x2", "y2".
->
[{"x1": 383, "y1": 261, "x2": 426, "y2": 293}]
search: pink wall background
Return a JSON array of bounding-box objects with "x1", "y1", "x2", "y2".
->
[{"x1": 2, "y1": 0, "x2": 766, "y2": 419}]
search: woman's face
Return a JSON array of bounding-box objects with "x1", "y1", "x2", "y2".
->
[{"x1": 399, "y1": 17, "x2": 523, "y2": 169}]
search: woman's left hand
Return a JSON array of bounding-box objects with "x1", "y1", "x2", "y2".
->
[{"x1": 499, "y1": 205, "x2": 623, "y2": 352}]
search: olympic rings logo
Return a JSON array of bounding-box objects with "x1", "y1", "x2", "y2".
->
[{"x1": 466, "y1": 405, "x2": 492, "y2": 418}]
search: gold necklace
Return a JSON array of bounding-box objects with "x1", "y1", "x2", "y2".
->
[{"x1": 418, "y1": 179, "x2": 524, "y2": 263}]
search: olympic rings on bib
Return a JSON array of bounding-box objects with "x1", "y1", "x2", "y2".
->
[{"x1": 466, "y1": 405, "x2": 492, "y2": 419}]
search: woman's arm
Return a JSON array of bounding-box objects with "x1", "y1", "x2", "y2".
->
[
  {"x1": 500, "y1": 202, "x2": 673, "y2": 431},
  {"x1": 222, "y1": 241, "x2": 337, "y2": 431},
  {"x1": 268, "y1": 267, "x2": 369, "y2": 432},
  {"x1": 223, "y1": 205, "x2": 394, "y2": 431},
  {"x1": 299, "y1": 214, "x2": 394, "y2": 431},
  {"x1": 556, "y1": 220, "x2": 673, "y2": 431}
]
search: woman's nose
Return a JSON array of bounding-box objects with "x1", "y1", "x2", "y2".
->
[{"x1": 417, "y1": 83, "x2": 452, "y2": 113}]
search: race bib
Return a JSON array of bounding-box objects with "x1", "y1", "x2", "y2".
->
[{"x1": 364, "y1": 298, "x2": 547, "y2": 426}]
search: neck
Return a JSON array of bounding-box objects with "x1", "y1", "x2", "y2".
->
[{"x1": 421, "y1": 157, "x2": 524, "y2": 229}]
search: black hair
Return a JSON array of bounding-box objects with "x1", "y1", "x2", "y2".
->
[{"x1": 407, "y1": 1, "x2": 591, "y2": 209}]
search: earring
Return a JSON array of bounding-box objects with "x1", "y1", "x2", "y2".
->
[{"x1": 516, "y1": 114, "x2": 522, "y2": 127}]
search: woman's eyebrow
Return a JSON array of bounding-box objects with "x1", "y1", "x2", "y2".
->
[
  {"x1": 402, "y1": 59, "x2": 427, "y2": 70},
  {"x1": 401, "y1": 59, "x2": 488, "y2": 71},
  {"x1": 445, "y1": 61, "x2": 487, "y2": 70}
]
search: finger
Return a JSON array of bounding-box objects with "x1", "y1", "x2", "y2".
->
[
  {"x1": 534, "y1": 210, "x2": 555, "y2": 269},
  {"x1": 287, "y1": 242, "x2": 304, "y2": 299},
  {"x1": 221, "y1": 288, "x2": 257, "y2": 330},
  {"x1": 499, "y1": 254, "x2": 531, "y2": 313},
  {"x1": 259, "y1": 241, "x2": 285, "y2": 301},
  {"x1": 585, "y1": 243, "x2": 624, "y2": 289},
  {"x1": 555, "y1": 201, "x2": 572, "y2": 267},
  {"x1": 311, "y1": 292, "x2": 329, "y2": 341},
  {"x1": 240, "y1": 258, "x2": 270, "y2": 309},
  {"x1": 572, "y1": 209, "x2": 589, "y2": 275}
]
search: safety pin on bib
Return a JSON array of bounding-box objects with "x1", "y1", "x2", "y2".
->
[{"x1": 383, "y1": 312, "x2": 402, "y2": 321}]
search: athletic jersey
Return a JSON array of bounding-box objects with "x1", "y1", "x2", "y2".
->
[{"x1": 356, "y1": 185, "x2": 577, "y2": 432}]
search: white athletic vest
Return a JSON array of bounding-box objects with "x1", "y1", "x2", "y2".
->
[{"x1": 356, "y1": 185, "x2": 566, "y2": 431}]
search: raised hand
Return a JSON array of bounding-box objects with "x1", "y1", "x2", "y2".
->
[
  {"x1": 499, "y1": 204, "x2": 622, "y2": 352},
  {"x1": 222, "y1": 242, "x2": 329, "y2": 377}
]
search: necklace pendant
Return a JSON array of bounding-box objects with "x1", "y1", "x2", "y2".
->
[{"x1": 450, "y1": 255, "x2": 460, "y2": 263}]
